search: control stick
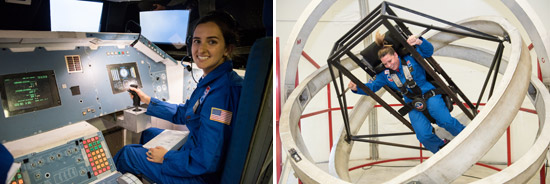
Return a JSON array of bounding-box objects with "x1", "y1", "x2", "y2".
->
[{"x1": 128, "y1": 84, "x2": 141, "y2": 112}]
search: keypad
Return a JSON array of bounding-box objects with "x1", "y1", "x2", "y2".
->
[
  {"x1": 83, "y1": 136, "x2": 111, "y2": 176},
  {"x1": 10, "y1": 168, "x2": 23, "y2": 184}
]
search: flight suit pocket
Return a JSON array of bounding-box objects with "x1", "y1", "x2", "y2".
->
[
  {"x1": 185, "y1": 113, "x2": 200, "y2": 128},
  {"x1": 185, "y1": 113, "x2": 200, "y2": 148}
]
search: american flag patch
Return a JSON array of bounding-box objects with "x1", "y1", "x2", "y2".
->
[{"x1": 210, "y1": 107, "x2": 232, "y2": 125}]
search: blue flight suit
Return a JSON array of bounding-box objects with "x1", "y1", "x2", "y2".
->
[
  {"x1": 114, "y1": 61, "x2": 243, "y2": 183},
  {"x1": 0, "y1": 144, "x2": 14, "y2": 184},
  {"x1": 353, "y1": 38, "x2": 464, "y2": 153}
]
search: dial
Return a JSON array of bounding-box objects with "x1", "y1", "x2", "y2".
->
[{"x1": 119, "y1": 68, "x2": 129, "y2": 78}]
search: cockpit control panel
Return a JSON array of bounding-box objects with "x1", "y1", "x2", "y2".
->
[{"x1": 12, "y1": 132, "x2": 116, "y2": 184}]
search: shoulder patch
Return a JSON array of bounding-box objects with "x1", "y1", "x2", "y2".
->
[
  {"x1": 385, "y1": 70, "x2": 393, "y2": 82},
  {"x1": 210, "y1": 107, "x2": 232, "y2": 125},
  {"x1": 200, "y1": 86, "x2": 211, "y2": 104}
]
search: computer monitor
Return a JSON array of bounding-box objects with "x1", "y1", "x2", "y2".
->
[
  {"x1": 50, "y1": 0, "x2": 103, "y2": 32},
  {"x1": 0, "y1": 70, "x2": 62, "y2": 117},
  {"x1": 140, "y1": 10, "x2": 191, "y2": 47}
]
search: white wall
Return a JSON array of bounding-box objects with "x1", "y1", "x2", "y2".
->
[{"x1": 277, "y1": 0, "x2": 547, "y2": 165}]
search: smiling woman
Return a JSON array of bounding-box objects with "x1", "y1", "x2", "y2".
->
[
  {"x1": 192, "y1": 22, "x2": 232, "y2": 75},
  {"x1": 192, "y1": 11, "x2": 239, "y2": 75},
  {"x1": 113, "y1": 11, "x2": 244, "y2": 184}
]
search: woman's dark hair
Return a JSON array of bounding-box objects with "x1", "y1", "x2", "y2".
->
[{"x1": 193, "y1": 11, "x2": 239, "y2": 47}]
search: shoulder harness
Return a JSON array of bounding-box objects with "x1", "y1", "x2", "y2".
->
[{"x1": 389, "y1": 59, "x2": 448, "y2": 124}]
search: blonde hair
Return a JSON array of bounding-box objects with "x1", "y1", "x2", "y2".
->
[
  {"x1": 375, "y1": 31, "x2": 385, "y2": 46},
  {"x1": 377, "y1": 45, "x2": 395, "y2": 59},
  {"x1": 375, "y1": 30, "x2": 395, "y2": 59}
]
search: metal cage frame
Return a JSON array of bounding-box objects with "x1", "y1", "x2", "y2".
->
[{"x1": 327, "y1": 1, "x2": 507, "y2": 149}]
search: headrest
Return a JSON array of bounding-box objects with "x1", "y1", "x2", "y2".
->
[{"x1": 359, "y1": 30, "x2": 410, "y2": 74}]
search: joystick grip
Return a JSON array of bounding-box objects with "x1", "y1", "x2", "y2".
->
[{"x1": 128, "y1": 84, "x2": 141, "y2": 111}]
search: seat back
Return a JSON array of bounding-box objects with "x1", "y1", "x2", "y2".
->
[{"x1": 219, "y1": 37, "x2": 272, "y2": 184}]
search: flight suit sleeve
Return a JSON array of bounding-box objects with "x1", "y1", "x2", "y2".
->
[
  {"x1": 0, "y1": 144, "x2": 14, "y2": 184},
  {"x1": 160, "y1": 86, "x2": 237, "y2": 177},
  {"x1": 145, "y1": 97, "x2": 188, "y2": 124},
  {"x1": 415, "y1": 37, "x2": 434, "y2": 58},
  {"x1": 352, "y1": 74, "x2": 386, "y2": 95}
]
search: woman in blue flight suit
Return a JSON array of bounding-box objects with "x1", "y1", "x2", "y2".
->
[
  {"x1": 114, "y1": 11, "x2": 243, "y2": 183},
  {"x1": 348, "y1": 32, "x2": 465, "y2": 153}
]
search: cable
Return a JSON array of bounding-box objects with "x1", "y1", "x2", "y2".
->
[
  {"x1": 180, "y1": 57, "x2": 198, "y2": 83},
  {"x1": 189, "y1": 62, "x2": 198, "y2": 83},
  {"x1": 125, "y1": 20, "x2": 141, "y2": 47}
]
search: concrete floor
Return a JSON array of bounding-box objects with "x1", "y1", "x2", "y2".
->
[{"x1": 284, "y1": 159, "x2": 550, "y2": 183}]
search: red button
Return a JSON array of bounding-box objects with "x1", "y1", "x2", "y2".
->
[
  {"x1": 87, "y1": 153, "x2": 91, "y2": 158},
  {"x1": 86, "y1": 149, "x2": 90, "y2": 153},
  {"x1": 91, "y1": 162, "x2": 94, "y2": 167},
  {"x1": 89, "y1": 158, "x2": 93, "y2": 162},
  {"x1": 92, "y1": 167, "x2": 96, "y2": 171},
  {"x1": 94, "y1": 171, "x2": 98, "y2": 176},
  {"x1": 107, "y1": 166, "x2": 111, "y2": 170},
  {"x1": 95, "y1": 136, "x2": 99, "y2": 140},
  {"x1": 102, "y1": 168, "x2": 106, "y2": 172},
  {"x1": 84, "y1": 145, "x2": 88, "y2": 149},
  {"x1": 98, "y1": 170, "x2": 102, "y2": 174}
]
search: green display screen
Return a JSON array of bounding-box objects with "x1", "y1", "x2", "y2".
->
[{"x1": 0, "y1": 70, "x2": 61, "y2": 117}]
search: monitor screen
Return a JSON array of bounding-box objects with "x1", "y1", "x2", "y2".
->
[
  {"x1": 106, "y1": 62, "x2": 142, "y2": 94},
  {"x1": 50, "y1": 0, "x2": 103, "y2": 32},
  {"x1": 140, "y1": 10, "x2": 190, "y2": 46},
  {"x1": 0, "y1": 70, "x2": 62, "y2": 117}
]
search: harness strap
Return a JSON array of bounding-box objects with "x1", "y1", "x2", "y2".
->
[
  {"x1": 402, "y1": 64, "x2": 413, "y2": 81},
  {"x1": 389, "y1": 70, "x2": 416, "y2": 99},
  {"x1": 389, "y1": 59, "x2": 446, "y2": 124},
  {"x1": 422, "y1": 88, "x2": 445, "y2": 99},
  {"x1": 397, "y1": 88, "x2": 445, "y2": 124},
  {"x1": 388, "y1": 60, "x2": 423, "y2": 99},
  {"x1": 398, "y1": 102, "x2": 436, "y2": 124},
  {"x1": 422, "y1": 108, "x2": 436, "y2": 123},
  {"x1": 389, "y1": 70, "x2": 403, "y2": 87}
]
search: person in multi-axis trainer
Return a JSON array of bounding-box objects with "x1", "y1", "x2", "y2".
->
[{"x1": 348, "y1": 31, "x2": 465, "y2": 153}]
